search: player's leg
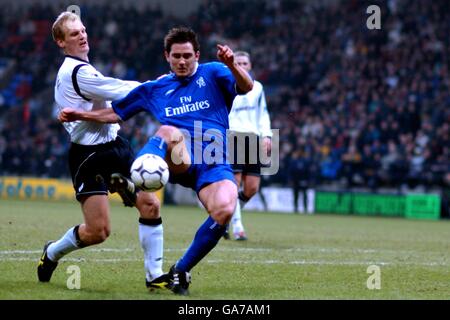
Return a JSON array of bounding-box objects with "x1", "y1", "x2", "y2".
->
[
  {"x1": 111, "y1": 134, "x2": 168, "y2": 289},
  {"x1": 223, "y1": 162, "x2": 242, "y2": 240},
  {"x1": 230, "y1": 133, "x2": 263, "y2": 240},
  {"x1": 78, "y1": 195, "x2": 111, "y2": 244},
  {"x1": 169, "y1": 178, "x2": 237, "y2": 295},
  {"x1": 38, "y1": 194, "x2": 110, "y2": 282},
  {"x1": 133, "y1": 126, "x2": 194, "y2": 293},
  {"x1": 223, "y1": 172, "x2": 242, "y2": 240},
  {"x1": 38, "y1": 142, "x2": 114, "y2": 282},
  {"x1": 258, "y1": 176, "x2": 269, "y2": 211},
  {"x1": 135, "y1": 191, "x2": 170, "y2": 289},
  {"x1": 241, "y1": 174, "x2": 261, "y2": 201},
  {"x1": 137, "y1": 125, "x2": 191, "y2": 175},
  {"x1": 234, "y1": 173, "x2": 243, "y2": 193},
  {"x1": 230, "y1": 172, "x2": 244, "y2": 239},
  {"x1": 231, "y1": 173, "x2": 261, "y2": 240}
]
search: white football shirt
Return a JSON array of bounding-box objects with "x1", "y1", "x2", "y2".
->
[
  {"x1": 228, "y1": 80, "x2": 272, "y2": 137},
  {"x1": 54, "y1": 55, "x2": 140, "y2": 145}
]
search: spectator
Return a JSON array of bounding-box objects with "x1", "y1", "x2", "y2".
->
[{"x1": 0, "y1": 0, "x2": 448, "y2": 195}]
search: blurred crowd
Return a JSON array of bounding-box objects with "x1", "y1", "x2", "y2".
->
[{"x1": 0, "y1": 0, "x2": 449, "y2": 192}]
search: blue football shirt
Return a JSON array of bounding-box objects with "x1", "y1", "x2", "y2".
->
[{"x1": 112, "y1": 62, "x2": 245, "y2": 164}]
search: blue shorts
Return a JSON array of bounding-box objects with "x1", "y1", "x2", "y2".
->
[{"x1": 170, "y1": 163, "x2": 236, "y2": 194}]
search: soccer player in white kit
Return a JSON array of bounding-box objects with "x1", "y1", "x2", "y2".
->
[
  {"x1": 227, "y1": 51, "x2": 272, "y2": 240},
  {"x1": 37, "y1": 12, "x2": 168, "y2": 291}
]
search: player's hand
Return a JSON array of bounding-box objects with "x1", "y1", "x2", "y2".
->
[
  {"x1": 263, "y1": 137, "x2": 272, "y2": 157},
  {"x1": 217, "y1": 44, "x2": 234, "y2": 67},
  {"x1": 58, "y1": 107, "x2": 80, "y2": 122}
]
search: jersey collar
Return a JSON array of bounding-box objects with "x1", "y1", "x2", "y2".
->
[
  {"x1": 65, "y1": 55, "x2": 90, "y2": 64},
  {"x1": 173, "y1": 62, "x2": 199, "y2": 81}
]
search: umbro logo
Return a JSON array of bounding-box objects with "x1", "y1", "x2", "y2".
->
[{"x1": 196, "y1": 76, "x2": 206, "y2": 88}]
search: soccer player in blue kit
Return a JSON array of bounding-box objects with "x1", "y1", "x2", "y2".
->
[{"x1": 59, "y1": 27, "x2": 253, "y2": 295}]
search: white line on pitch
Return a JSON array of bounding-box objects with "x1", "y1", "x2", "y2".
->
[
  {"x1": 0, "y1": 248, "x2": 134, "y2": 255},
  {"x1": 0, "y1": 256, "x2": 447, "y2": 267},
  {"x1": 0, "y1": 246, "x2": 444, "y2": 255}
]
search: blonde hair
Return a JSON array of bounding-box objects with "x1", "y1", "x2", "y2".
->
[
  {"x1": 52, "y1": 12, "x2": 80, "y2": 41},
  {"x1": 234, "y1": 51, "x2": 251, "y2": 60}
]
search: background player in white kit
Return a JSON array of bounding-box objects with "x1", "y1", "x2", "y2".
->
[
  {"x1": 226, "y1": 51, "x2": 272, "y2": 240},
  {"x1": 37, "y1": 12, "x2": 168, "y2": 290}
]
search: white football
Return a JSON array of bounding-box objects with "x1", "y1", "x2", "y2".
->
[{"x1": 130, "y1": 154, "x2": 169, "y2": 192}]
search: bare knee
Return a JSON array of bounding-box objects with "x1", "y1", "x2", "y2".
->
[
  {"x1": 94, "y1": 227, "x2": 110, "y2": 244},
  {"x1": 200, "y1": 180, "x2": 237, "y2": 225},
  {"x1": 243, "y1": 184, "x2": 259, "y2": 198},
  {"x1": 243, "y1": 178, "x2": 260, "y2": 198},
  {"x1": 156, "y1": 125, "x2": 190, "y2": 172},
  {"x1": 79, "y1": 195, "x2": 111, "y2": 245},
  {"x1": 136, "y1": 192, "x2": 161, "y2": 219},
  {"x1": 82, "y1": 224, "x2": 110, "y2": 245},
  {"x1": 156, "y1": 125, "x2": 183, "y2": 147},
  {"x1": 209, "y1": 199, "x2": 236, "y2": 225}
]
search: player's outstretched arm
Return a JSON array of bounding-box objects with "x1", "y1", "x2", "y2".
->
[
  {"x1": 58, "y1": 107, "x2": 121, "y2": 123},
  {"x1": 217, "y1": 44, "x2": 253, "y2": 93}
]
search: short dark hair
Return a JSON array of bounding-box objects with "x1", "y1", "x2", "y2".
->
[{"x1": 164, "y1": 27, "x2": 200, "y2": 53}]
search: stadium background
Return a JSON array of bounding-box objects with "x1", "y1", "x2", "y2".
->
[
  {"x1": 0, "y1": 0, "x2": 449, "y2": 302},
  {"x1": 0, "y1": 0, "x2": 449, "y2": 219}
]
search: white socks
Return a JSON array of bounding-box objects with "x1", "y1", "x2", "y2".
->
[
  {"x1": 46, "y1": 226, "x2": 81, "y2": 262},
  {"x1": 46, "y1": 222, "x2": 165, "y2": 282},
  {"x1": 139, "y1": 223, "x2": 164, "y2": 281},
  {"x1": 231, "y1": 200, "x2": 245, "y2": 235}
]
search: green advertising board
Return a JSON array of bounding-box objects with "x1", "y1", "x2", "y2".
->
[
  {"x1": 314, "y1": 192, "x2": 351, "y2": 214},
  {"x1": 405, "y1": 194, "x2": 441, "y2": 220},
  {"x1": 315, "y1": 192, "x2": 440, "y2": 220},
  {"x1": 353, "y1": 194, "x2": 405, "y2": 217}
]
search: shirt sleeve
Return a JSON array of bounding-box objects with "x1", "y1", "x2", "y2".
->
[
  {"x1": 212, "y1": 62, "x2": 239, "y2": 96},
  {"x1": 76, "y1": 66, "x2": 141, "y2": 101},
  {"x1": 111, "y1": 83, "x2": 152, "y2": 121},
  {"x1": 211, "y1": 62, "x2": 247, "y2": 112}
]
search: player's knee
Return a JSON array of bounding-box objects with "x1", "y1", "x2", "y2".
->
[
  {"x1": 85, "y1": 224, "x2": 110, "y2": 244},
  {"x1": 156, "y1": 125, "x2": 183, "y2": 145},
  {"x1": 94, "y1": 226, "x2": 110, "y2": 244},
  {"x1": 244, "y1": 184, "x2": 259, "y2": 198},
  {"x1": 98, "y1": 226, "x2": 111, "y2": 242},
  {"x1": 210, "y1": 199, "x2": 236, "y2": 225},
  {"x1": 137, "y1": 192, "x2": 160, "y2": 219},
  {"x1": 145, "y1": 196, "x2": 161, "y2": 215}
]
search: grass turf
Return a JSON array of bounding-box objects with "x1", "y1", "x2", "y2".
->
[{"x1": 0, "y1": 198, "x2": 449, "y2": 300}]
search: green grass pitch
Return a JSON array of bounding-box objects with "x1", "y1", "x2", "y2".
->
[{"x1": 0, "y1": 198, "x2": 449, "y2": 299}]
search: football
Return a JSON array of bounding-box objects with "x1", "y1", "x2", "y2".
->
[{"x1": 130, "y1": 154, "x2": 169, "y2": 192}]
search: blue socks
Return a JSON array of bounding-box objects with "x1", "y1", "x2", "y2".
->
[
  {"x1": 137, "y1": 136, "x2": 168, "y2": 159},
  {"x1": 175, "y1": 216, "x2": 227, "y2": 272}
]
